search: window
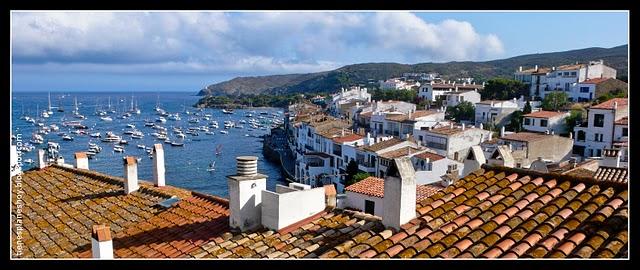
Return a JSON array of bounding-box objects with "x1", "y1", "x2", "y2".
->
[
  {"x1": 596, "y1": 149, "x2": 602, "y2": 157},
  {"x1": 593, "y1": 114, "x2": 605, "y2": 127},
  {"x1": 364, "y1": 200, "x2": 375, "y2": 215},
  {"x1": 580, "y1": 87, "x2": 590, "y2": 93},
  {"x1": 571, "y1": 72, "x2": 577, "y2": 76},
  {"x1": 565, "y1": 83, "x2": 571, "y2": 91},
  {"x1": 623, "y1": 128, "x2": 628, "y2": 137},
  {"x1": 540, "y1": 119, "x2": 548, "y2": 127},
  {"x1": 577, "y1": 130, "x2": 586, "y2": 141},
  {"x1": 564, "y1": 72, "x2": 570, "y2": 76},
  {"x1": 524, "y1": 118, "x2": 531, "y2": 125}
]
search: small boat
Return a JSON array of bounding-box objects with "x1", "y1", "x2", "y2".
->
[
  {"x1": 156, "y1": 117, "x2": 167, "y2": 123},
  {"x1": 131, "y1": 131, "x2": 144, "y2": 139},
  {"x1": 206, "y1": 161, "x2": 216, "y2": 172},
  {"x1": 113, "y1": 145, "x2": 124, "y2": 152},
  {"x1": 90, "y1": 132, "x2": 101, "y2": 138},
  {"x1": 119, "y1": 139, "x2": 128, "y2": 145},
  {"x1": 123, "y1": 130, "x2": 134, "y2": 135},
  {"x1": 100, "y1": 116, "x2": 113, "y2": 122},
  {"x1": 222, "y1": 109, "x2": 234, "y2": 114},
  {"x1": 205, "y1": 131, "x2": 215, "y2": 135},
  {"x1": 137, "y1": 144, "x2": 145, "y2": 149},
  {"x1": 144, "y1": 121, "x2": 155, "y2": 127},
  {"x1": 62, "y1": 135, "x2": 74, "y2": 141},
  {"x1": 24, "y1": 159, "x2": 34, "y2": 164},
  {"x1": 176, "y1": 133, "x2": 186, "y2": 139},
  {"x1": 126, "y1": 124, "x2": 136, "y2": 128},
  {"x1": 188, "y1": 118, "x2": 199, "y2": 124},
  {"x1": 164, "y1": 138, "x2": 171, "y2": 144},
  {"x1": 171, "y1": 141, "x2": 184, "y2": 147},
  {"x1": 220, "y1": 130, "x2": 228, "y2": 134}
]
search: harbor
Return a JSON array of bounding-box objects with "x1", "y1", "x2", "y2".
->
[{"x1": 11, "y1": 91, "x2": 288, "y2": 197}]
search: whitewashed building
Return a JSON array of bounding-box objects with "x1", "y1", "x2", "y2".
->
[
  {"x1": 442, "y1": 90, "x2": 481, "y2": 107},
  {"x1": 522, "y1": 111, "x2": 570, "y2": 134},
  {"x1": 573, "y1": 98, "x2": 628, "y2": 158},
  {"x1": 370, "y1": 110, "x2": 446, "y2": 139},
  {"x1": 418, "y1": 81, "x2": 484, "y2": 102},
  {"x1": 329, "y1": 86, "x2": 371, "y2": 116},
  {"x1": 379, "y1": 78, "x2": 420, "y2": 90},
  {"x1": 413, "y1": 124, "x2": 492, "y2": 162}
]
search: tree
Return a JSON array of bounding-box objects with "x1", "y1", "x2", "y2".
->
[
  {"x1": 352, "y1": 172, "x2": 370, "y2": 183},
  {"x1": 445, "y1": 101, "x2": 475, "y2": 122},
  {"x1": 507, "y1": 110, "x2": 524, "y2": 132},
  {"x1": 481, "y1": 78, "x2": 529, "y2": 100},
  {"x1": 565, "y1": 105, "x2": 587, "y2": 133},
  {"x1": 541, "y1": 91, "x2": 569, "y2": 111},
  {"x1": 522, "y1": 101, "x2": 532, "y2": 114},
  {"x1": 596, "y1": 88, "x2": 627, "y2": 104},
  {"x1": 345, "y1": 159, "x2": 360, "y2": 186}
]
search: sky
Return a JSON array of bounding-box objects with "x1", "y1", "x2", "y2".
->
[{"x1": 11, "y1": 11, "x2": 628, "y2": 92}]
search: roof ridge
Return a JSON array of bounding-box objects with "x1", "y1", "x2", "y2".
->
[
  {"x1": 191, "y1": 190, "x2": 230, "y2": 206},
  {"x1": 480, "y1": 164, "x2": 627, "y2": 191}
]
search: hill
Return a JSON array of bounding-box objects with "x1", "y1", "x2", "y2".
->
[{"x1": 197, "y1": 45, "x2": 628, "y2": 96}]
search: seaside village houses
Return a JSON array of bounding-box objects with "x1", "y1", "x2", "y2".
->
[{"x1": 11, "y1": 65, "x2": 628, "y2": 259}]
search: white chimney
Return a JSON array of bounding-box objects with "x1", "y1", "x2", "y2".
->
[
  {"x1": 569, "y1": 132, "x2": 573, "y2": 139},
  {"x1": 613, "y1": 102, "x2": 618, "y2": 110},
  {"x1": 227, "y1": 156, "x2": 267, "y2": 232},
  {"x1": 535, "y1": 65, "x2": 538, "y2": 70},
  {"x1": 601, "y1": 149, "x2": 621, "y2": 168},
  {"x1": 123, "y1": 156, "x2": 139, "y2": 194},
  {"x1": 519, "y1": 66, "x2": 523, "y2": 72},
  {"x1": 489, "y1": 131, "x2": 493, "y2": 141},
  {"x1": 500, "y1": 126, "x2": 505, "y2": 137},
  {"x1": 74, "y1": 152, "x2": 89, "y2": 170},
  {"x1": 91, "y1": 224, "x2": 113, "y2": 259},
  {"x1": 479, "y1": 123, "x2": 484, "y2": 130},
  {"x1": 462, "y1": 123, "x2": 465, "y2": 130},
  {"x1": 37, "y1": 149, "x2": 47, "y2": 169},
  {"x1": 551, "y1": 130, "x2": 555, "y2": 135},
  {"x1": 152, "y1": 144, "x2": 165, "y2": 187},
  {"x1": 450, "y1": 123, "x2": 454, "y2": 129},
  {"x1": 382, "y1": 158, "x2": 416, "y2": 230}
]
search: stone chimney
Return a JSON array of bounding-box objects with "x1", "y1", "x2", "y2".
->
[
  {"x1": 227, "y1": 156, "x2": 267, "y2": 232},
  {"x1": 123, "y1": 156, "x2": 139, "y2": 194},
  {"x1": 601, "y1": 149, "x2": 621, "y2": 168},
  {"x1": 152, "y1": 144, "x2": 165, "y2": 187},
  {"x1": 74, "y1": 152, "x2": 89, "y2": 170},
  {"x1": 37, "y1": 149, "x2": 47, "y2": 169},
  {"x1": 382, "y1": 158, "x2": 416, "y2": 230},
  {"x1": 91, "y1": 224, "x2": 113, "y2": 259}
]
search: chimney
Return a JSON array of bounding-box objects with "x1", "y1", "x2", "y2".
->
[
  {"x1": 450, "y1": 123, "x2": 454, "y2": 129},
  {"x1": 551, "y1": 130, "x2": 555, "y2": 135},
  {"x1": 37, "y1": 149, "x2": 47, "y2": 169},
  {"x1": 462, "y1": 123, "x2": 465, "y2": 130},
  {"x1": 382, "y1": 158, "x2": 416, "y2": 230},
  {"x1": 479, "y1": 123, "x2": 484, "y2": 130},
  {"x1": 482, "y1": 81, "x2": 485, "y2": 87},
  {"x1": 442, "y1": 164, "x2": 460, "y2": 186},
  {"x1": 569, "y1": 132, "x2": 573, "y2": 139},
  {"x1": 324, "y1": 184, "x2": 337, "y2": 210},
  {"x1": 152, "y1": 144, "x2": 165, "y2": 187},
  {"x1": 91, "y1": 224, "x2": 113, "y2": 259},
  {"x1": 613, "y1": 101, "x2": 618, "y2": 110},
  {"x1": 227, "y1": 156, "x2": 267, "y2": 232},
  {"x1": 519, "y1": 66, "x2": 523, "y2": 72},
  {"x1": 535, "y1": 65, "x2": 538, "y2": 70},
  {"x1": 74, "y1": 152, "x2": 89, "y2": 170},
  {"x1": 500, "y1": 126, "x2": 505, "y2": 137},
  {"x1": 488, "y1": 132, "x2": 493, "y2": 141},
  {"x1": 123, "y1": 156, "x2": 139, "y2": 194},
  {"x1": 601, "y1": 149, "x2": 621, "y2": 168}
]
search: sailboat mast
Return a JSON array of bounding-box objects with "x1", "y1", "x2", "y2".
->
[
  {"x1": 108, "y1": 96, "x2": 111, "y2": 110},
  {"x1": 48, "y1": 92, "x2": 52, "y2": 111}
]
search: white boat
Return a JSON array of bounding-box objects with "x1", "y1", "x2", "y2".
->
[
  {"x1": 49, "y1": 124, "x2": 60, "y2": 131},
  {"x1": 126, "y1": 124, "x2": 136, "y2": 128},
  {"x1": 170, "y1": 141, "x2": 184, "y2": 147},
  {"x1": 188, "y1": 118, "x2": 199, "y2": 124},
  {"x1": 222, "y1": 109, "x2": 234, "y2": 114},
  {"x1": 224, "y1": 121, "x2": 235, "y2": 129},
  {"x1": 144, "y1": 121, "x2": 155, "y2": 127},
  {"x1": 176, "y1": 133, "x2": 186, "y2": 139},
  {"x1": 24, "y1": 159, "x2": 34, "y2": 164},
  {"x1": 100, "y1": 116, "x2": 113, "y2": 122},
  {"x1": 205, "y1": 131, "x2": 215, "y2": 135},
  {"x1": 164, "y1": 138, "x2": 171, "y2": 144},
  {"x1": 137, "y1": 144, "x2": 145, "y2": 149},
  {"x1": 131, "y1": 131, "x2": 144, "y2": 139},
  {"x1": 62, "y1": 135, "x2": 74, "y2": 141},
  {"x1": 119, "y1": 139, "x2": 128, "y2": 145},
  {"x1": 206, "y1": 161, "x2": 216, "y2": 172},
  {"x1": 156, "y1": 117, "x2": 167, "y2": 123},
  {"x1": 113, "y1": 145, "x2": 124, "y2": 152},
  {"x1": 41, "y1": 111, "x2": 50, "y2": 118},
  {"x1": 219, "y1": 130, "x2": 228, "y2": 134},
  {"x1": 101, "y1": 132, "x2": 122, "y2": 142},
  {"x1": 168, "y1": 113, "x2": 181, "y2": 121},
  {"x1": 90, "y1": 132, "x2": 101, "y2": 138},
  {"x1": 235, "y1": 125, "x2": 244, "y2": 129}
]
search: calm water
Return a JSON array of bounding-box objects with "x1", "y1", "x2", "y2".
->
[{"x1": 11, "y1": 92, "x2": 287, "y2": 198}]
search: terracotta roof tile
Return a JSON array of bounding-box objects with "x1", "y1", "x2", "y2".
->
[
  {"x1": 590, "y1": 98, "x2": 628, "y2": 110},
  {"x1": 362, "y1": 138, "x2": 405, "y2": 152},
  {"x1": 593, "y1": 167, "x2": 628, "y2": 184},
  {"x1": 413, "y1": 151, "x2": 445, "y2": 161},
  {"x1": 523, "y1": 111, "x2": 568, "y2": 119},
  {"x1": 13, "y1": 162, "x2": 627, "y2": 259},
  {"x1": 500, "y1": 132, "x2": 553, "y2": 143},
  {"x1": 344, "y1": 177, "x2": 442, "y2": 202},
  {"x1": 581, "y1": 78, "x2": 611, "y2": 84},
  {"x1": 614, "y1": 117, "x2": 628, "y2": 125}
]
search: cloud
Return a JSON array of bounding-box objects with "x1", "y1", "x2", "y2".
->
[{"x1": 11, "y1": 12, "x2": 505, "y2": 76}]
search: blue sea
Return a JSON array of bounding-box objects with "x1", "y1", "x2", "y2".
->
[{"x1": 11, "y1": 91, "x2": 287, "y2": 198}]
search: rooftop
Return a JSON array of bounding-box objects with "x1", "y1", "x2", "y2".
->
[
  {"x1": 524, "y1": 111, "x2": 568, "y2": 119},
  {"x1": 344, "y1": 177, "x2": 442, "y2": 202},
  {"x1": 362, "y1": 138, "x2": 405, "y2": 152},
  {"x1": 413, "y1": 151, "x2": 446, "y2": 162},
  {"x1": 590, "y1": 98, "x2": 628, "y2": 110},
  {"x1": 500, "y1": 132, "x2": 554, "y2": 143},
  {"x1": 331, "y1": 133, "x2": 364, "y2": 143},
  {"x1": 12, "y1": 164, "x2": 628, "y2": 258},
  {"x1": 593, "y1": 167, "x2": 628, "y2": 184},
  {"x1": 581, "y1": 78, "x2": 611, "y2": 85},
  {"x1": 378, "y1": 146, "x2": 423, "y2": 160},
  {"x1": 556, "y1": 63, "x2": 586, "y2": 71},
  {"x1": 427, "y1": 125, "x2": 477, "y2": 136},
  {"x1": 385, "y1": 110, "x2": 441, "y2": 122},
  {"x1": 614, "y1": 117, "x2": 628, "y2": 125}
]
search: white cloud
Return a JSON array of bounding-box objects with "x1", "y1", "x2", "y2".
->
[{"x1": 11, "y1": 12, "x2": 505, "y2": 76}]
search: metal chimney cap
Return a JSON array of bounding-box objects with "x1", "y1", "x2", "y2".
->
[{"x1": 237, "y1": 156, "x2": 258, "y2": 162}]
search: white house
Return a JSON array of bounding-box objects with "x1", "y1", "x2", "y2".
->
[
  {"x1": 329, "y1": 86, "x2": 371, "y2": 116},
  {"x1": 413, "y1": 124, "x2": 492, "y2": 162},
  {"x1": 412, "y1": 151, "x2": 463, "y2": 185},
  {"x1": 442, "y1": 90, "x2": 481, "y2": 107},
  {"x1": 514, "y1": 60, "x2": 617, "y2": 100},
  {"x1": 522, "y1": 110, "x2": 570, "y2": 134},
  {"x1": 573, "y1": 98, "x2": 628, "y2": 158},
  {"x1": 418, "y1": 81, "x2": 484, "y2": 102},
  {"x1": 474, "y1": 99, "x2": 519, "y2": 126},
  {"x1": 379, "y1": 78, "x2": 420, "y2": 90},
  {"x1": 370, "y1": 110, "x2": 446, "y2": 139},
  {"x1": 344, "y1": 176, "x2": 442, "y2": 216}
]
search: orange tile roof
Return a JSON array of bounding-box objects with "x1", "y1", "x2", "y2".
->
[
  {"x1": 593, "y1": 167, "x2": 628, "y2": 184},
  {"x1": 344, "y1": 177, "x2": 442, "y2": 202},
  {"x1": 331, "y1": 133, "x2": 363, "y2": 143},
  {"x1": 581, "y1": 78, "x2": 611, "y2": 84},
  {"x1": 500, "y1": 132, "x2": 552, "y2": 142},
  {"x1": 524, "y1": 111, "x2": 568, "y2": 119},
  {"x1": 378, "y1": 146, "x2": 422, "y2": 159},
  {"x1": 427, "y1": 125, "x2": 474, "y2": 136},
  {"x1": 362, "y1": 138, "x2": 405, "y2": 152},
  {"x1": 13, "y1": 164, "x2": 628, "y2": 259},
  {"x1": 591, "y1": 98, "x2": 628, "y2": 110},
  {"x1": 614, "y1": 117, "x2": 628, "y2": 125},
  {"x1": 414, "y1": 151, "x2": 445, "y2": 161}
]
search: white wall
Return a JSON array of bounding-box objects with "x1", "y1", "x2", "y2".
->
[
  {"x1": 261, "y1": 186, "x2": 326, "y2": 231},
  {"x1": 414, "y1": 158, "x2": 463, "y2": 185},
  {"x1": 345, "y1": 191, "x2": 384, "y2": 216},
  {"x1": 523, "y1": 114, "x2": 569, "y2": 134}
]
